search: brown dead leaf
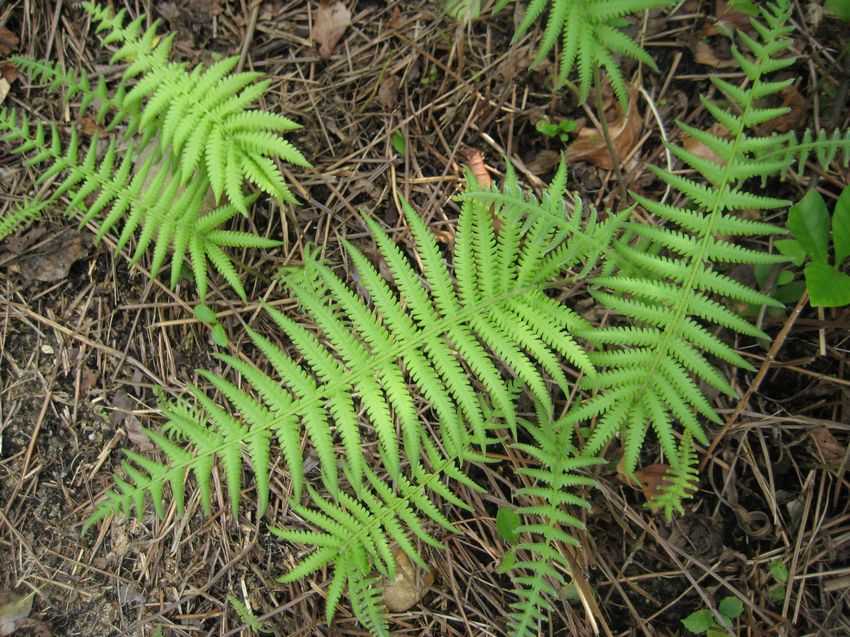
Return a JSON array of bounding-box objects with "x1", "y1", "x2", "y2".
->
[
  {"x1": 693, "y1": 39, "x2": 737, "y2": 68},
  {"x1": 634, "y1": 463, "x2": 670, "y2": 501},
  {"x1": 0, "y1": 591, "x2": 34, "y2": 636},
  {"x1": 311, "y1": 0, "x2": 352, "y2": 59},
  {"x1": 378, "y1": 75, "x2": 399, "y2": 111},
  {"x1": 112, "y1": 390, "x2": 153, "y2": 451},
  {"x1": 387, "y1": 5, "x2": 402, "y2": 29},
  {"x1": 682, "y1": 122, "x2": 729, "y2": 164},
  {"x1": 465, "y1": 149, "x2": 492, "y2": 189},
  {"x1": 704, "y1": 0, "x2": 753, "y2": 36},
  {"x1": 80, "y1": 368, "x2": 99, "y2": 395},
  {"x1": 1, "y1": 62, "x2": 18, "y2": 83},
  {"x1": 6, "y1": 231, "x2": 91, "y2": 282},
  {"x1": 0, "y1": 27, "x2": 19, "y2": 56},
  {"x1": 526, "y1": 150, "x2": 562, "y2": 176},
  {"x1": 80, "y1": 116, "x2": 108, "y2": 138},
  {"x1": 0, "y1": 226, "x2": 49, "y2": 258},
  {"x1": 810, "y1": 427, "x2": 846, "y2": 468},
  {"x1": 566, "y1": 88, "x2": 642, "y2": 169},
  {"x1": 760, "y1": 85, "x2": 808, "y2": 134},
  {"x1": 382, "y1": 548, "x2": 435, "y2": 612},
  {"x1": 615, "y1": 454, "x2": 641, "y2": 488}
]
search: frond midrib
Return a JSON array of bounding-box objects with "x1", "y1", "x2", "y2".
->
[{"x1": 602, "y1": 41, "x2": 782, "y2": 429}]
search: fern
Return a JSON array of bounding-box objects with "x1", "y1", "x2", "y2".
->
[
  {"x1": 495, "y1": 0, "x2": 672, "y2": 105},
  {"x1": 83, "y1": 167, "x2": 618, "y2": 632},
  {"x1": 0, "y1": 110, "x2": 278, "y2": 300},
  {"x1": 79, "y1": 1, "x2": 310, "y2": 210},
  {"x1": 506, "y1": 410, "x2": 600, "y2": 637},
  {"x1": 760, "y1": 127, "x2": 850, "y2": 176},
  {"x1": 0, "y1": 2, "x2": 308, "y2": 301},
  {"x1": 84, "y1": 165, "x2": 611, "y2": 525},
  {"x1": 567, "y1": 0, "x2": 848, "y2": 509},
  {"x1": 274, "y1": 436, "x2": 491, "y2": 631},
  {"x1": 7, "y1": 56, "x2": 132, "y2": 130},
  {"x1": 645, "y1": 431, "x2": 699, "y2": 521}
]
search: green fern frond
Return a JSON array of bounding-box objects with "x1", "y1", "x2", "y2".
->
[
  {"x1": 274, "y1": 440, "x2": 487, "y2": 628},
  {"x1": 0, "y1": 109, "x2": 277, "y2": 299},
  {"x1": 507, "y1": 414, "x2": 600, "y2": 637},
  {"x1": 503, "y1": 0, "x2": 671, "y2": 105},
  {"x1": 1, "y1": 3, "x2": 304, "y2": 299},
  {"x1": 78, "y1": 2, "x2": 309, "y2": 209},
  {"x1": 759, "y1": 128, "x2": 850, "y2": 176},
  {"x1": 9, "y1": 56, "x2": 136, "y2": 129},
  {"x1": 85, "y1": 170, "x2": 602, "y2": 532},
  {"x1": 645, "y1": 431, "x2": 699, "y2": 520},
  {"x1": 572, "y1": 0, "x2": 798, "y2": 479}
]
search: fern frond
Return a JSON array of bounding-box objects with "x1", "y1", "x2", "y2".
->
[
  {"x1": 507, "y1": 415, "x2": 600, "y2": 637},
  {"x1": 85, "y1": 169, "x2": 602, "y2": 531},
  {"x1": 503, "y1": 0, "x2": 672, "y2": 105},
  {"x1": 574, "y1": 0, "x2": 798, "y2": 481},
  {"x1": 645, "y1": 431, "x2": 699, "y2": 520},
  {"x1": 78, "y1": 2, "x2": 309, "y2": 209},
  {"x1": 0, "y1": 109, "x2": 276, "y2": 299},
  {"x1": 274, "y1": 442, "x2": 484, "y2": 628},
  {"x1": 757, "y1": 128, "x2": 850, "y2": 176},
  {"x1": 9, "y1": 56, "x2": 137, "y2": 129}
]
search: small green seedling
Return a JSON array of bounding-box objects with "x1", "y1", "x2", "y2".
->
[
  {"x1": 768, "y1": 560, "x2": 789, "y2": 603},
  {"x1": 682, "y1": 595, "x2": 744, "y2": 636},
  {"x1": 535, "y1": 117, "x2": 578, "y2": 142},
  {"x1": 778, "y1": 187, "x2": 850, "y2": 307},
  {"x1": 227, "y1": 594, "x2": 269, "y2": 633},
  {"x1": 391, "y1": 130, "x2": 407, "y2": 156}
]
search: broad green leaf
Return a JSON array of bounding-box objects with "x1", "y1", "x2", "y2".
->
[
  {"x1": 774, "y1": 280, "x2": 805, "y2": 304},
  {"x1": 804, "y1": 262, "x2": 850, "y2": 307},
  {"x1": 495, "y1": 506, "x2": 521, "y2": 544},
  {"x1": 776, "y1": 270, "x2": 794, "y2": 286},
  {"x1": 682, "y1": 609, "x2": 714, "y2": 634},
  {"x1": 729, "y1": 0, "x2": 758, "y2": 15},
  {"x1": 826, "y1": 0, "x2": 850, "y2": 21},
  {"x1": 833, "y1": 186, "x2": 850, "y2": 265},
  {"x1": 774, "y1": 239, "x2": 807, "y2": 267},
  {"x1": 788, "y1": 190, "x2": 830, "y2": 263},
  {"x1": 391, "y1": 131, "x2": 406, "y2": 155},
  {"x1": 536, "y1": 120, "x2": 561, "y2": 138},
  {"x1": 769, "y1": 560, "x2": 789, "y2": 583},
  {"x1": 718, "y1": 596, "x2": 744, "y2": 620},
  {"x1": 768, "y1": 583, "x2": 786, "y2": 603}
]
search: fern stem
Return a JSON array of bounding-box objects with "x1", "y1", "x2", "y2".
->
[{"x1": 590, "y1": 65, "x2": 628, "y2": 203}]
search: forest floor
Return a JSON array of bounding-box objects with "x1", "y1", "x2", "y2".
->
[{"x1": 1, "y1": 0, "x2": 849, "y2": 636}]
